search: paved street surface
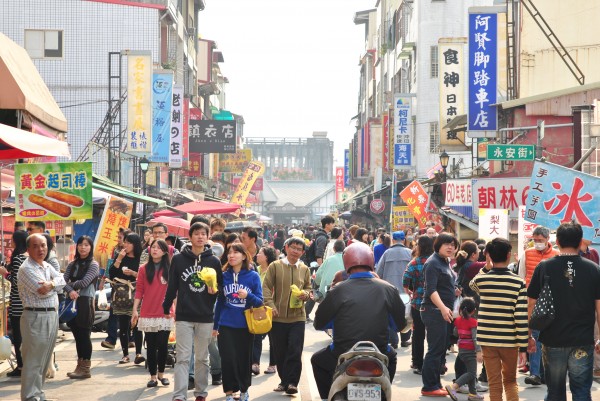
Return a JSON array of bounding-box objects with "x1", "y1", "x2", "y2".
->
[{"x1": 1, "y1": 319, "x2": 598, "y2": 401}]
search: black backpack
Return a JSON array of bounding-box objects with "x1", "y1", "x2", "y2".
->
[{"x1": 303, "y1": 231, "x2": 328, "y2": 265}]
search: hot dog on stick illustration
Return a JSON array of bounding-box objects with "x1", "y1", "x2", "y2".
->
[
  {"x1": 45, "y1": 190, "x2": 84, "y2": 207},
  {"x1": 28, "y1": 194, "x2": 72, "y2": 217}
]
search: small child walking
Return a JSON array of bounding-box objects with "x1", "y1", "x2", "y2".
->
[{"x1": 446, "y1": 298, "x2": 483, "y2": 401}]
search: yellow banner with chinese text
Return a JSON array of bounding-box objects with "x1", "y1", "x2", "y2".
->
[
  {"x1": 230, "y1": 161, "x2": 265, "y2": 206},
  {"x1": 94, "y1": 195, "x2": 133, "y2": 269}
]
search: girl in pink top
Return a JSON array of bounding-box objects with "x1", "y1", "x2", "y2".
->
[{"x1": 132, "y1": 239, "x2": 174, "y2": 388}]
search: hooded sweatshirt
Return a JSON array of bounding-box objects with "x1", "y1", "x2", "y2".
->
[
  {"x1": 214, "y1": 268, "x2": 263, "y2": 330},
  {"x1": 162, "y1": 245, "x2": 223, "y2": 323}
]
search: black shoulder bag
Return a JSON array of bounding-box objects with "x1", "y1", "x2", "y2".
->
[{"x1": 529, "y1": 266, "x2": 555, "y2": 331}]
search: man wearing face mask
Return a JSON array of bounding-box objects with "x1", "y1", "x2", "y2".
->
[{"x1": 516, "y1": 226, "x2": 559, "y2": 386}]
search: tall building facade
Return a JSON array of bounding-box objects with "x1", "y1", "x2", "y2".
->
[
  {"x1": 245, "y1": 132, "x2": 334, "y2": 181},
  {"x1": 3, "y1": 0, "x2": 205, "y2": 187}
]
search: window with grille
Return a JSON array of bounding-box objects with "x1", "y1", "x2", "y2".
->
[
  {"x1": 430, "y1": 122, "x2": 439, "y2": 153},
  {"x1": 430, "y1": 46, "x2": 439, "y2": 78},
  {"x1": 24, "y1": 30, "x2": 63, "y2": 59}
]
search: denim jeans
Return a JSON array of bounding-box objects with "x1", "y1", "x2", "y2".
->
[
  {"x1": 420, "y1": 305, "x2": 448, "y2": 391},
  {"x1": 411, "y1": 307, "x2": 426, "y2": 370},
  {"x1": 529, "y1": 329, "x2": 543, "y2": 377},
  {"x1": 543, "y1": 344, "x2": 594, "y2": 401}
]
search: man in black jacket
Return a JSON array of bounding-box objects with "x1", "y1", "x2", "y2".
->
[
  {"x1": 311, "y1": 242, "x2": 406, "y2": 400},
  {"x1": 163, "y1": 222, "x2": 223, "y2": 401}
]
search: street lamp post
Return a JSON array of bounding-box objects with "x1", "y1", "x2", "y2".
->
[
  {"x1": 439, "y1": 150, "x2": 450, "y2": 180},
  {"x1": 139, "y1": 156, "x2": 150, "y2": 225},
  {"x1": 211, "y1": 184, "x2": 217, "y2": 198},
  {"x1": 384, "y1": 177, "x2": 392, "y2": 187}
]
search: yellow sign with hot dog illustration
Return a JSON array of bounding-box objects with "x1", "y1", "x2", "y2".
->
[{"x1": 15, "y1": 162, "x2": 93, "y2": 221}]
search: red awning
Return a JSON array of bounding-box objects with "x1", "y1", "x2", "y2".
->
[
  {"x1": 147, "y1": 215, "x2": 191, "y2": 236},
  {"x1": 153, "y1": 200, "x2": 241, "y2": 217},
  {"x1": 0, "y1": 123, "x2": 70, "y2": 159}
]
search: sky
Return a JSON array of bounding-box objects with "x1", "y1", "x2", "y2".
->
[{"x1": 198, "y1": 0, "x2": 372, "y2": 167}]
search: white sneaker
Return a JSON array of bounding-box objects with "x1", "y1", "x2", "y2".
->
[
  {"x1": 476, "y1": 381, "x2": 489, "y2": 392},
  {"x1": 458, "y1": 385, "x2": 469, "y2": 394}
]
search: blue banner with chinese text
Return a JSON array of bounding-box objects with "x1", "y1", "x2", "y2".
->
[
  {"x1": 525, "y1": 161, "x2": 599, "y2": 239},
  {"x1": 468, "y1": 13, "x2": 497, "y2": 132},
  {"x1": 151, "y1": 71, "x2": 173, "y2": 163}
]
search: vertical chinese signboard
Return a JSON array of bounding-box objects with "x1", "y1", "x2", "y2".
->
[
  {"x1": 169, "y1": 84, "x2": 184, "y2": 168},
  {"x1": 382, "y1": 114, "x2": 390, "y2": 172},
  {"x1": 15, "y1": 162, "x2": 93, "y2": 221},
  {"x1": 189, "y1": 120, "x2": 237, "y2": 153},
  {"x1": 525, "y1": 161, "x2": 600, "y2": 240},
  {"x1": 344, "y1": 149, "x2": 350, "y2": 188},
  {"x1": 393, "y1": 95, "x2": 413, "y2": 167},
  {"x1": 335, "y1": 167, "x2": 344, "y2": 202},
  {"x1": 478, "y1": 208, "x2": 508, "y2": 241},
  {"x1": 127, "y1": 52, "x2": 152, "y2": 153},
  {"x1": 151, "y1": 70, "x2": 173, "y2": 163},
  {"x1": 369, "y1": 123, "x2": 382, "y2": 175},
  {"x1": 468, "y1": 12, "x2": 498, "y2": 134},
  {"x1": 94, "y1": 195, "x2": 133, "y2": 268},
  {"x1": 231, "y1": 161, "x2": 265, "y2": 206},
  {"x1": 399, "y1": 180, "x2": 429, "y2": 228},
  {"x1": 439, "y1": 38, "x2": 467, "y2": 146}
]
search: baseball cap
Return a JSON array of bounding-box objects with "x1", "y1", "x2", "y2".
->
[{"x1": 392, "y1": 231, "x2": 406, "y2": 241}]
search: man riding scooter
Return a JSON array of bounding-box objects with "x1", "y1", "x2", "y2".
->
[{"x1": 311, "y1": 242, "x2": 407, "y2": 401}]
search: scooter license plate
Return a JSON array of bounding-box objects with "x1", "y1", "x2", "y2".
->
[{"x1": 347, "y1": 383, "x2": 381, "y2": 401}]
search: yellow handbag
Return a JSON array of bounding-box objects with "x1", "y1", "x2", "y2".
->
[{"x1": 244, "y1": 305, "x2": 273, "y2": 334}]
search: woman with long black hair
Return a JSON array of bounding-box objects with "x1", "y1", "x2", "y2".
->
[
  {"x1": 0, "y1": 230, "x2": 29, "y2": 377},
  {"x1": 109, "y1": 232, "x2": 143, "y2": 364},
  {"x1": 63, "y1": 235, "x2": 99, "y2": 379},
  {"x1": 131, "y1": 239, "x2": 174, "y2": 387},
  {"x1": 214, "y1": 243, "x2": 263, "y2": 401}
]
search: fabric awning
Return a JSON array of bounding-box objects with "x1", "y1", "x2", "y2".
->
[
  {"x1": 443, "y1": 114, "x2": 467, "y2": 131},
  {"x1": 147, "y1": 215, "x2": 190, "y2": 236},
  {"x1": 92, "y1": 182, "x2": 166, "y2": 207},
  {"x1": 153, "y1": 200, "x2": 240, "y2": 217},
  {"x1": 0, "y1": 33, "x2": 67, "y2": 132},
  {"x1": 0, "y1": 123, "x2": 70, "y2": 159}
]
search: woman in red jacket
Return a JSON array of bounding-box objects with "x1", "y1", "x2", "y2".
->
[{"x1": 131, "y1": 239, "x2": 174, "y2": 388}]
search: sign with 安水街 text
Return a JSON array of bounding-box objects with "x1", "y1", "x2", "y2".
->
[
  {"x1": 486, "y1": 144, "x2": 535, "y2": 161},
  {"x1": 15, "y1": 162, "x2": 93, "y2": 221}
]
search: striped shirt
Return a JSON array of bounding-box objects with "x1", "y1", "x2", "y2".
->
[
  {"x1": 469, "y1": 267, "x2": 528, "y2": 350},
  {"x1": 17, "y1": 257, "x2": 66, "y2": 309},
  {"x1": 7, "y1": 253, "x2": 27, "y2": 317}
]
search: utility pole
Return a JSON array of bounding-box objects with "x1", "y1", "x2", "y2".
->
[{"x1": 536, "y1": 119, "x2": 545, "y2": 159}]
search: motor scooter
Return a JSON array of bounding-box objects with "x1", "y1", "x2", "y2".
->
[{"x1": 328, "y1": 341, "x2": 392, "y2": 401}]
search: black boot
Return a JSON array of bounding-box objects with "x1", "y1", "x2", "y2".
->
[{"x1": 211, "y1": 373, "x2": 222, "y2": 385}]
